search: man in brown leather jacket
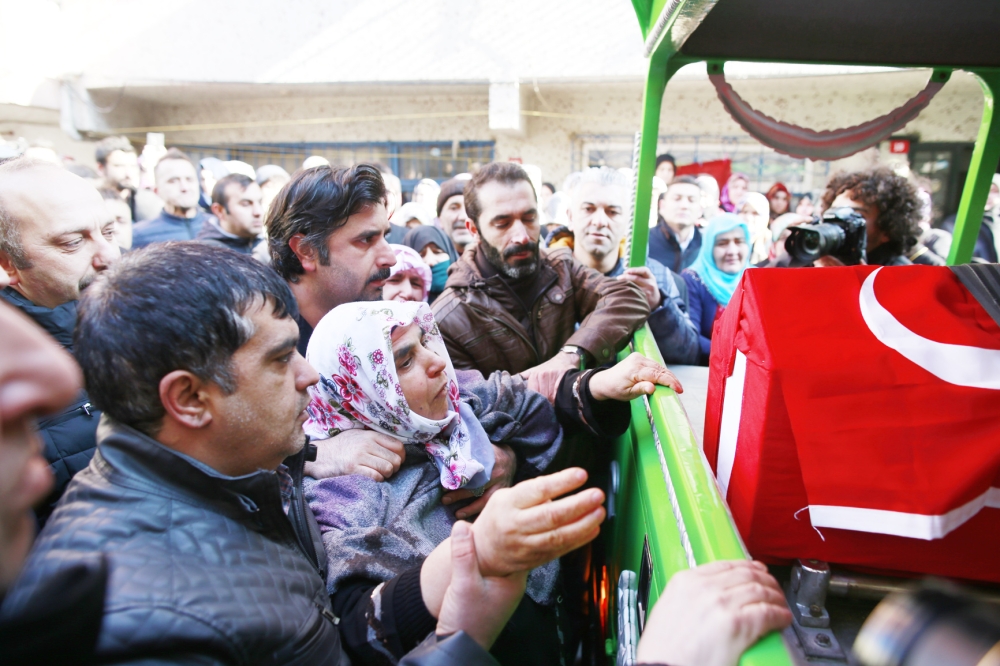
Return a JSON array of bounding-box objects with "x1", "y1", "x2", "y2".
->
[{"x1": 432, "y1": 162, "x2": 650, "y2": 401}]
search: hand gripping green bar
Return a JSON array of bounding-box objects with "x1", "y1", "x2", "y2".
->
[{"x1": 614, "y1": 327, "x2": 792, "y2": 666}]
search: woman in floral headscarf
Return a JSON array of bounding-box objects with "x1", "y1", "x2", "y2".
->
[
  {"x1": 304, "y1": 300, "x2": 681, "y2": 665},
  {"x1": 719, "y1": 172, "x2": 749, "y2": 213}
]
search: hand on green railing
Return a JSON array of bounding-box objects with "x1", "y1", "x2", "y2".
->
[
  {"x1": 589, "y1": 352, "x2": 683, "y2": 402},
  {"x1": 635, "y1": 560, "x2": 792, "y2": 666}
]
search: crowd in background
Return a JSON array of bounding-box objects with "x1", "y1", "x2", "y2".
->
[{"x1": 1, "y1": 133, "x2": 998, "y2": 665}]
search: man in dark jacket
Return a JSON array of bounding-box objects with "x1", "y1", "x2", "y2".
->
[
  {"x1": 564, "y1": 167, "x2": 700, "y2": 366},
  {"x1": 197, "y1": 173, "x2": 265, "y2": 255},
  {"x1": 132, "y1": 148, "x2": 211, "y2": 248},
  {"x1": 432, "y1": 162, "x2": 650, "y2": 401},
  {"x1": 649, "y1": 176, "x2": 704, "y2": 273},
  {"x1": 0, "y1": 157, "x2": 120, "y2": 523},
  {"x1": 0, "y1": 243, "x2": 604, "y2": 665}
]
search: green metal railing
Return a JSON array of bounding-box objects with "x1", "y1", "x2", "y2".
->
[{"x1": 606, "y1": 0, "x2": 1000, "y2": 663}]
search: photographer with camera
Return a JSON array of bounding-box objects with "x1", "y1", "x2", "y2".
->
[{"x1": 785, "y1": 168, "x2": 921, "y2": 268}]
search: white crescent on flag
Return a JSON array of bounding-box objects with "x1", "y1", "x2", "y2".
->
[{"x1": 859, "y1": 267, "x2": 1000, "y2": 390}]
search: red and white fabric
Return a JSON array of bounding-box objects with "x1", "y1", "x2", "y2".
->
[{"x1": 704, "y1": 265, "x2": 1000, "y2": 583}]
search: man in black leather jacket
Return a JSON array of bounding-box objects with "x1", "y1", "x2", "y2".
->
[
  {"x1": 0, "y1": 157, "x2": 121, "y2": 524},
  {"x1": 0, "y1": 244, "x2": 603, "y2": 664}
]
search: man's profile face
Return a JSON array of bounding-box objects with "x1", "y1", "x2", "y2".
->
[
  {"x1": 0, "y1": 303, "x2": 80, "y2": 592},
  {"x1": 830, "y1": 191, "x2": 886, "y2": 249},
  {"x1": 439, "y1": 195, "x2": 473, "y2": 250},
  {"x1": 469, "y1": 180, "x2": 540, "y2": 279},
  {"x1": 315, "y1": 202, "x2": 397, "y2": 305},
  {"x1": 105, "y1": 197, "x2": 133, "y2": 250},
  {"x1": 568, "y1": 181, "x2": 627, "y2": 261},
  {"x1": 659, "y1": 183, "x2": 703, "y2": 231},
  {"x1": 102, "y1": 149, "x2": 139, "y2": 191},
  {"x1": 208, "y1": 302, "x2": 319, "y2": 473},
  {"x1": 155, "y1": 159, "x2": 201, "y2": 211},
  {"x1": 987, "y1": 183, "x2": 1000, "y2": 212},
  {"x1": 0, "y1": 167, "x2": 121, "y2": 309},
  {"x1": 217, "y1": 182, "x2": 264, "y2": 238}
]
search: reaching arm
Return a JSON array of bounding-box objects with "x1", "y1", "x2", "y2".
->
[{"x1": 563, "y1": 256, "x2": 651, "y2": 366}]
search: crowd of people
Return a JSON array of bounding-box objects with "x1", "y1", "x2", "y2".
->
[{"x1": 2, "y1": 134, "x2": 992, "y2": 665}]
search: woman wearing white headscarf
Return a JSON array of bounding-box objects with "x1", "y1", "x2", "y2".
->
[
  {"x1": 738, "y1": 191, "x2": 772, "y2": 265},
  {"x1": 303, "y1": 301, "x2": 681, "y2": 665}
]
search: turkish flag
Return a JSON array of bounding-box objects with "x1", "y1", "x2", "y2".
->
[{"x1": 704, "y1": 265, "x2": 1000, "y2": 583}]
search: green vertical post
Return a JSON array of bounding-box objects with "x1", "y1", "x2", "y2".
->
[
  {"x1": 947, "y1": 70, "x2": 1000, "y2": 265},
  {"x1": 628, "y1": 55, "x2": 688, "y2": 268}
]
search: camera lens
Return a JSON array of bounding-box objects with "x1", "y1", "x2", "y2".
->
[{"x1": 785, "y1": 223, "x2": 847, "y2": 264}]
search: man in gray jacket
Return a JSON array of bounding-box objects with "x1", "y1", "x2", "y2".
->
[{"x1": 0, "y1": 243, "x2": 604, "y2": 665}]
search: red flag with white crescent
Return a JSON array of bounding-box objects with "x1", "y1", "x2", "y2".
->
[{"x1": 704, "y1": 265, "x2": 1000, "y2": 583}]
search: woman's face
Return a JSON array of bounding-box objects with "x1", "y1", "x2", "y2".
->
[
  {"x1": 739, "y1": 201, "x2": 766, "y2": 229},
  {"x1": 391, "y1": 324, "x2": 449, "y2": 420},
  {"x1": 770, "y1": 190, "x2": 789, "y2": 215},
  {"x1": 420, "y1": 243, "x2": 450, "y2": 267},
  {"x1": 383, "y1": 272, "x2": 426, "y2": 303},
  {"x1": 796, "y1": 196, "x2": 814, "y2": 217},
  {"x1": 713, "y1": 229, "x2": 748, "y2": 274},
  {"x1": 727, "y1": 177, "x2": 748, "y2": 203},
  {"x1": 404, "y1": 216, "x2": 423, "y2": 229}
]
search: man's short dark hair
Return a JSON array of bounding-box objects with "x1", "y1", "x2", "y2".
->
[
  {"x1": 212, "y1": 173, "x2": 254, "y2": 210},
  {"x1": 541, "y1": 182, "x2": 556, "y2": 195},
  {"x1": 95, "y1": 136, "x2": 136, "y2": 166},
  {"x1": 265, "y1": 163, "x2": 386, "y2": 282},
  {"x1": 463, "y1": 162, "x2": 536, "y2": 227},
  {"x1": 659, "y1": 175, "x2": 700, "y2": 203},
  {"x1": 822, "y1": 167, "x2": 921, "y2": 256},
  {"x1": 154, "y1": 148, "x2": 197, "y2": 177},
  {"x1": 75, "y1": 243, "x2": 298, "y2": 436}
]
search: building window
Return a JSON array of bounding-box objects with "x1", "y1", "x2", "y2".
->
[{"x1": 174, "y1": 141, "x2": 495, "y2": 192}]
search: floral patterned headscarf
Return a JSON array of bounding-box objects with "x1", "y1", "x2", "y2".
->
[{"x1": 304, "y1": 300, "x2": 486, "y2": 490}]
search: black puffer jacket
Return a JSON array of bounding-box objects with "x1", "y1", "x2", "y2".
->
[
  {"x1": 0, "y1": 288, "x2": 98, "y2": 524},
  {"x1": 0, "y1": 418, "x2": 346, "y2": 666}
]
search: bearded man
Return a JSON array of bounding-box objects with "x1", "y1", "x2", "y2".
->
[{"x1": 431, "y1": 162, "x2": 649, "y2": 401}]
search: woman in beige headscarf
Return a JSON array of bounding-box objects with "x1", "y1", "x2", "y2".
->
[{"x1": 738, "y1": 191, "x2": 771, "y2": 265}]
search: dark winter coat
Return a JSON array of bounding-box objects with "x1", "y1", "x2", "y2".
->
[
  {"x1": 648, "y1": 219, "x2": 702, "y2": 274},
  {"x1": 0, "y1": 288, "x2": 99, "y2": 525},
  {"x1": 131, "y1": 209, "x2": 210, "y2": 249},
  {"x1": 681, "y1": 270, "x2": 723, "y2": 365},
  {"x1": 940, "y1": 213, "x2": 998, "y2": 264},
  {"x1": 195, "y1": 217, "x2": 264, "y2": 255},
  {"x1": 432, "y1": 245, "x2": 649, "y2": 376},
  {"x1": 0, "y1": 417, "x2": 347, "y2": 665}
]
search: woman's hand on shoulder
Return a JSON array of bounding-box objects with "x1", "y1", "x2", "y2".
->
[{"x1": 588, "y1": 353, "x2": 683, "y2": 402}]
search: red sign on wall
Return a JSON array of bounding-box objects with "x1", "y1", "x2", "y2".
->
[{"x1": 889, "y1": 139, "x2": 911, "y2": 154}]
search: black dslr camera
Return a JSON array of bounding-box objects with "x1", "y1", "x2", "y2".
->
[{"x1": 785, "y1": 207, "x2": 868, "y2": 267}]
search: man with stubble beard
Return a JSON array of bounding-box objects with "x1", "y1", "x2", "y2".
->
[{"x1": 432, "y1": 162, "x2": 650, "y2": 403}]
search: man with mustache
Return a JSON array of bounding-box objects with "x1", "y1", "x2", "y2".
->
[
  {"x1": 0, "y1": 157, "x2": 120, "y2": 523},
  {"x1": 432, "y1": 162, "x2": 650, "y2": 402},
  {"x1": 266, "y1": 163, "x2": 425, "y2": 483}
]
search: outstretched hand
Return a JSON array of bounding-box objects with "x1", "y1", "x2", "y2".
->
[
  {"x1": 304, "y1": 429, "x2": 406, "y2": 481},
  {"x1": 588, "y1": 352, "x2": 683, "y2": 401},
  {"x1": 473, "y1": 467, "x2": 605, "y2": 577},
  {"x1": 635, "y1": 560, "x2": 792, "y2": 666},
  {"x1": 434, "y1": 521, "x2": 527, "y2": 649}
]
